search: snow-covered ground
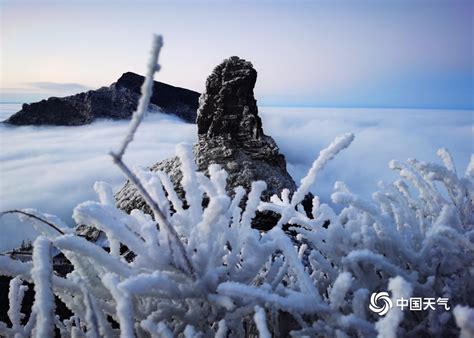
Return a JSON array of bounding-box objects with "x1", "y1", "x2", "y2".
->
[{"x1": 0, "y1": 103, "x2": 472, "y2": 251}]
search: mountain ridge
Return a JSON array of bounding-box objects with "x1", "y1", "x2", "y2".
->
[{"x1": 4, "y1": 72, "x2": 200, "y2": 126}]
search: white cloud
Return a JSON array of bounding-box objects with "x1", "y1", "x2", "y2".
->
[
  {"x1": 260, "y1": 107, "x2": 472, "y2": 202},
  {"x1": 0, "y1": 104, "x2": 471, "y2": 251},
  {"x1": 0, "y1": 108, "x2": 196, "y2": 251},
  {"x1": 25, "y1": 82, "x2": 92, "y2": 93}
]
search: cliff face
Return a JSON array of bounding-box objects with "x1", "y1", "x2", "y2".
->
[
  {"x1": 196, "y1": 56, "x2": 261, "y2": 139},
  {"x1": 194, "y1": 56, "x2": 296, "y2": 202},
  {"x1": 4, "y1": 72, "x2": 200, "y2": 126},
  {"x1": 115, "y1": 57, "x2": 298, "y2": 230}
]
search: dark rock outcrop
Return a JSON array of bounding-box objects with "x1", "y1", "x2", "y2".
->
[
  {"x1": 4, "y1": 72, "x2": 200, "y2": 126},
  {"x1": 116, "y1": 57, "x2": 298, "y2": 229}
]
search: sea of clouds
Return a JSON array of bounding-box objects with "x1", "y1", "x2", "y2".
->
[{"x1": 0, "y1": 103, "x2": 472, "y2": 251}]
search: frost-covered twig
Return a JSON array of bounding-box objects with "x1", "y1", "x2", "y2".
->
[
  {"x1": 31, "y1": 236, "x2": 55, "y2": 338},
  {"x1": 109, "y1": 35, "x2": 194, "y2": 277},
  {"x1": 1, "y1": 210, "x2": 65, "y2": 235},
  {"x1": 254, "y1": 306, "x2": 271, "y2": 338},
  {"x1": 113, "y1": 34, "x2": 163, "y2": 159},
  {"x1": 291, "y1": 132, "x2": 354, "y2": 206}
]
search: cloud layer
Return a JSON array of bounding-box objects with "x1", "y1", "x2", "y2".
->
[
  {"x1": 25, "y1": 81, "x2": 91, "y2": 93},
  {"x1": 0, "y1": 104, "x2": 471, "y2": 251}
]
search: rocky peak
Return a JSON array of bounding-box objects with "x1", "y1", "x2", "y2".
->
[
  {"x1": 115, "y1": 56, "x2": 298, "y2": 230},
  {"x1": 197, "y1": 56, "x2": 262, "y2": 140}
]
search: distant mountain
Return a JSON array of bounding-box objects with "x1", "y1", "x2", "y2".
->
[{"x1": 4, "y1": 72, "x2": 200, "y2": 126}]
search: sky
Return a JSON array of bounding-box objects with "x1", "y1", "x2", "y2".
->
[{"x1": 0, "y1": 0, "x2": 473, "y2": 109}]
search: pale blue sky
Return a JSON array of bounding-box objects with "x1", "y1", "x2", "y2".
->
[{"x1": 1, "y1": 0, "x2": 473, "y2": 108}]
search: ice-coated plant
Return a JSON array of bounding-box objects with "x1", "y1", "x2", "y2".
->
[{"x1": 0, "y1": 36, "x2": 473, "y2": 338}]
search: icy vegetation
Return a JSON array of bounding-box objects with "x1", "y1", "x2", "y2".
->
[
  {"x1": 1, "y1": 36, "x2": 473, "y2": 337},
  {"x1": 1, "y1": 134, "x2": 473, "y2": 337}
]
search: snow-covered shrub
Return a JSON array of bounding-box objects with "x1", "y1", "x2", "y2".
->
[
  {"x1": 0, "y1": 35, "x2": 472, "y2": 337},
  {"x1": 1, "y1": 136, "x2": 472, "y2": 337}
]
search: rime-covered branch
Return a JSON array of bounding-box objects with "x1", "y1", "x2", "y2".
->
[
  {"x1": 109, "y1": 35, "x2": 194, "y2": 277},
  {"x1": 1, "y1": 210, "x2": 65, "y2": 235},
  {"x1": 113, "y1": 34, "x2": 163, "y2": 159},
  {"x1": 31, "y1": 236, "x2": 55, "y2": 338}
]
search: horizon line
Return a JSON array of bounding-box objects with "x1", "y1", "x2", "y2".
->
[{"x1": 1, "y1": 100, "x2": 472, "y2": 111}]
